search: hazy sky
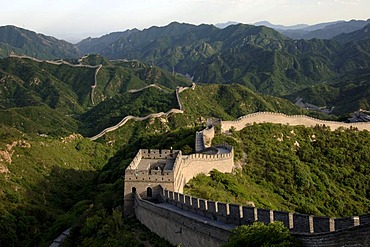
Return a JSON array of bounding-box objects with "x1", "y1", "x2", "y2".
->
[{"x1": 1, "y1": 0, "x2": 369, "y2": 43}]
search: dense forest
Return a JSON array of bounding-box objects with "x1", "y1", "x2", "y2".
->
[{"x1": 186, "y1": 123, "x2": 370, "y2": 217}]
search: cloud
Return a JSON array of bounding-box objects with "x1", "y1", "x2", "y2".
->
[{"x1": 334, "y1": 0, "x2": 361, "y2": 5}]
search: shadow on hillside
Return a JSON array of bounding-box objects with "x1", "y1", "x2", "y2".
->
[
  {"x1": 39, "y1": 166, "x2": 97, "y2": 211},
  {"x1": 0, "y1": 166, "x2": 99, "y2": 246}
]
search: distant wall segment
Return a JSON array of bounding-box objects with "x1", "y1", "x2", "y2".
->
[{"x1": 221, "y1": 112, "x2": 370, "y2": 132}]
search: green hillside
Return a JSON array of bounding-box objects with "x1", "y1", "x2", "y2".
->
[
  {"x1": 185, "y1": 123, "x2": 370, "y2": 218},
  {"x1": 79, "y1": 87, "x2": 179, "y2": 136},
  {"x1": 0, "y1": 56, "x2": 191, "y2": 136},
  {"x1": 0, "y1": 125, "x2": 114, "y2": 246},
  {"x1": 180, "y1": 84, "x2": 305, "y2": 120},
  {"x1": 286, "y1": 68, "x2": 370, "y2": 115}
]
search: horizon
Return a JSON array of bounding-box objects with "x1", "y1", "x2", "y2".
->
[{"x1": 2, "y1": 0, "x2": 370, "y2": 43}]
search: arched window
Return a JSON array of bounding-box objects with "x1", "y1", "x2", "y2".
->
[
  {"x1": 147, "y1": 187, "x2": 153, "y2": 197},
  {"x1": 132, "y1": 187, "x2": 136, "y2": 194}
]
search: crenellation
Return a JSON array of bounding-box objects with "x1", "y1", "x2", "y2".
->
[
  {"x1": 199, "y1": 199, "x2": 208, "y2": 216},
  {"x1": 164, "y1": 189, "x2": 170, "y2": 199},
  {"x1": 184, "y1": 195, "x2": 192, "y2": 211},
  {"x1": 179, "y1": 194, "x2": 185, "y2": 208},
  {"x1": 273, "y1": 210, "x2": 291, "y2": 229},
  {"x1": 227, "y1": 204, "x2": 242, "y2": 225},
  {"x1": 174, "y1": 192, "x2": 179, "y2": 203},
  {"x1": 191, "y1": 197, "x2": 200, "y2": 213},
  {"x1": 124, "y1": 123, "x2": 369, "y2": 244},
  {"x1": 293, "y1": 213, "x2": 311, "y2": 233},
  {"x1": 313, "y1": 216, "x2": 334, "y2": 233},
  {"x1": 207, "y1": 201, "x2": 218, "y2": 220},
  {"x1": 241, "y1": 206, "x2": 257, "y2": 225},
  {"x1": 334, "y1": 217, "x2": 356, "y2": 230},
  {"x1": 257, "y1": 208, "x2": 272, "y2": 225},
  {"x1": 169, "y1": 191, "x2": 174, "y2": 200},
  {"x1": 216, "y1": 202, "x2": 229, "y2": 222}
]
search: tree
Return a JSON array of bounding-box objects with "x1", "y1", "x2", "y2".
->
[{"x1": 223, "y1": 222, "x2": 302, "y2": 247}]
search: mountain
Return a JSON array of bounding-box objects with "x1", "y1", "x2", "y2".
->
[
  {"x1": 76, "y1": 22, "x2": 370, "y2": 97},
  {"x1": 281, "y1": 19, "x2": 370, "y2": 40},
  {"x1": 0, "y1": 55, "x2": 191, "y2": 135},
  {"x1": 288, "y1": 68, "x2": 370, "y2": 116},
  {"x1": 76, "y1": 29, "x2": 139, "y2": 54},
  {"x1": 0, "y1": 25, "x2": 82, "y2": 59},
  {"x1": 254, "y1": 21, "x2": 308, "y2": 30},
  {"x1": 303, "y1": 19, "x2": 370, "y2": 40},
  {"x1": 215, "y1": 21, "x2": 240, "y2": 29},
  {"x1": 333, "y1": 23, "x2": 370, "y2": 44}
]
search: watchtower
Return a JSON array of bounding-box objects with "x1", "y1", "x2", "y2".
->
[{"x1": 123, "y1": 149, "x2": 183, "y2": 216}]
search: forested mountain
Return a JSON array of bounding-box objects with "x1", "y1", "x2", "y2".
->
[
  {"x1": 0, "y1": 26, "x2": 82, "y2": 59},
  {"x1": 333, "y1": 23, "x2": 370, "y2": 44},
  {"x1": 280, "y1": 19, "x2": 370, "y2": 40},
  {"x1": 2, "y1": 21, "x2": 370, "y2": 102},
  {"x1": 0, "y1": 55, "x2": 191, "y2": 135},
  {"x1": 74, "y1": 22, "x2": 370, "y2": 97},
  {"x1": 76, "y1": 29, "x2": 139, "y2": 54}
]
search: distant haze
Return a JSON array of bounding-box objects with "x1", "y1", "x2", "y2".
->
[{"x1": 2, "y1": 0, "x2": 369, "y2": 43}]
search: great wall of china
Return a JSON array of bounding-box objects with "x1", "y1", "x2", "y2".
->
[
  {"x1": 124, "y1": 118, "x2": 370, "y2": 247},
  {"x1": 88, "y1": 85, "x2": 190, "y2": 140},
  {"x1": 221, "y1": 111, "x2": 370, "y2": 132},
  {"x1": 11, "y1": 55, "x2": 369, "y2": 246},
  {"x1": 124, "y1": 133, "x2": 370, "y2": 247},
  {"x1": 9, "y1": 54, "x2": 101, "y2": 106}
]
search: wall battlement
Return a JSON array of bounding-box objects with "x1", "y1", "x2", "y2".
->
[
  {"x1": 221, "y1": 111, "x2": 370, "y2": 133},
  {"x1": 161, "y1": 189, "x2": 369, "y2": 234}
]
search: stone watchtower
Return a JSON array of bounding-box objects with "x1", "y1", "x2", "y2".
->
[
  {"x1": 123, "y1": 149, "x2": 184, "y2": 217},
  {"x1": 123, "y1": 144, "x2": 235, "y2": 217}
]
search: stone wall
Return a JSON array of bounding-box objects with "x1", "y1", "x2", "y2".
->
[
  {"x1": 161, "y1": 189, "x2": 367, "y2": 234},
  {"x1": 180, "y1": 145, "x2": 234, "y2": 189},
  {"x1": 296, "y1": 223, "x2": 370, "y2": 246},
  {"x1": 221, "y1": 112, "x2": 370, "y2": 133},
  {"x1": 134, "y1": 187, "x2": 370, "y2": 246},
  {"x1": 134, "y1": 192, "x2": 231, "y2": 247}
]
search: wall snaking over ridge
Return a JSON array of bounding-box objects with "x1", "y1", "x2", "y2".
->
[{"x1": 221, "y1": 112, "x2": 370, "y2": 132}]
